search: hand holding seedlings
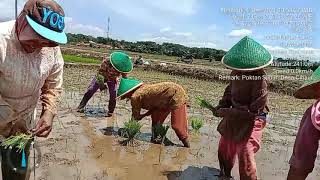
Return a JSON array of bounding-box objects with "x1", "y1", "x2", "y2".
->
[
  {"x1": 196, "y1": 96, "x2": 215, "y2": 111},
  {"x1": 32, "y1": 110, "x2": 54, "y2": 137},
  {"x1": 196, "y1": 96, "x2": 221, "y2": 117},
  {"x1": 96, "y1": 74, "x2": 105, "y2": 85},
  {"x1": 1, "y1": 133, "x2": 33, "y2": 153},
  {"x1": 96, "y1": 74, "x2": 106, "y2": 91}
]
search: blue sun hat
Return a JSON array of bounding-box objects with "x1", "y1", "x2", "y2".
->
[{"x1": 22, "y1": 0, "x2": 67, "y2": 44}]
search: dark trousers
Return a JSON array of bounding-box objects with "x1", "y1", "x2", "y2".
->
[
  {"x1": 78, "y1": 77, "x2": 118, "y2": 113},
  {"x1": 1, "y1": 145, "x2": 31, "y2": 180}
]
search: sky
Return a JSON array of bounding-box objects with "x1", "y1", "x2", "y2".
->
[{"x1": 0, "y1": 0, "x2": 319, "y2": 60}]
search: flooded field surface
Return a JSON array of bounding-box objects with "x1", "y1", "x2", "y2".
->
[
  {"x1": 11, "y1": 65, "x2": 319, "y2": 180},
  {"x1": 30, "y1": 90, "x2": 319, "y2": 180}
]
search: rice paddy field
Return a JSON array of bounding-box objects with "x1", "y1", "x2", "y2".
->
[{"x1": 14, "y1": 49, "x2": 319, "y2": 180}]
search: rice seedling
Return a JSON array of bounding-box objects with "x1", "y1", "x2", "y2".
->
[
  {"x1": 1, "y1": 133, "x2": 33, "y2": 168},
  {"x1": 190, "y1": 118, "x2": 204, "y2": 134},
  {"x1": 120, "y1": 119, "x2": 143, "y2": 146},
  {"x1": 1, "y1": 133, "x2": 33, "y2": 153},
  {"x1": 196, "y1": 96, "x2": 215, "y2": 110},
  {"x1": 96, "y1": 74, "x2": 105, "y2": 85},
  {"x1": 153, "y1": 123, "x2": 170, "y2": 164},
  {"x1": 153, "y1": 124, "x2": 170, "y2": 144}
]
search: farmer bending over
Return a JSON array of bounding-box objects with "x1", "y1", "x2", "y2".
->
[
  {"x1": 212, "y1": 36, "x2": 271, "y2": 180},
  {"x1": 77, "y1": 52, "x2": 133, "y2": 117},
  {"x1": 286, "y1": 67, "x2": 320, "y2": 180},
  {"x1": 0, "y1": 0, "x2": 66, "y2": 179},
  {"x1": 117, "y1": 78, "x2": 190, "y2": 147}
]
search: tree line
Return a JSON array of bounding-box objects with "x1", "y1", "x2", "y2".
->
[
  {"x1": 66, "y1": 33, "x2": 226, "y2": 61},
  {"x1": 66, "y1": 33, "x2": 319, "y2": 71}
]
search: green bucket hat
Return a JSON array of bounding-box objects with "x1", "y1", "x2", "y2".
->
[
  {"x1": 222, "y1": 36, "x2": 273, "y2": 71},
  {"x1": 294, "y1": 67, "x2": 320, "y2": 99},
  {"x1": 117, "y1": 78, "x2": 143, "y2": 99},
  {"x1": 110, "y1": 52, "x2": 133, "y2": 73}
]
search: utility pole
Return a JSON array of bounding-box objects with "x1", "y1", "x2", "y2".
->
[
  {"x1": 15, "y1": 0, "x2": 18, "y2": 19},
  {"x1": 107, "y1": 16, "x2": 110, "y2": 39}
]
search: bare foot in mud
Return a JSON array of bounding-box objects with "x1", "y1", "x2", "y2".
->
[
  {"x1": 151, "y1": 137, "x2": 176, "y2": 146},
  {"x1": 76, "y1": 107, "x2": 85, "y2": 113},
  {"x1": 105, "y1": 112, "x2": 113, "y2": 117}
]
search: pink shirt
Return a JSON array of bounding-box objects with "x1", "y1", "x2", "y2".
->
[{"x1": 311, "y1": 100, "x2": 320, "y2": 131}]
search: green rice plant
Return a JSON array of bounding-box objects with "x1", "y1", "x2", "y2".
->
[
  {"x1": 1, "y1": 133, "x2": 33, "y2": 153},
  {"x1": 190, "y1": 118, "x2": 204, "y2": 134},
  {"x1": 153, "y1": 124, "x2": 170, "y2": 144},
  {"x1": 120, "y1": 119, "x2": 143, "y2": 146},
  {"x1": 95, "y1": 74, "x2": 105, "y2": 85},
  {"x1": 63, "y1": 54, "x2": 101, "y2": 64},
  {"x1": 196, "y1": 96, "x2": 215, "y2": 110}
]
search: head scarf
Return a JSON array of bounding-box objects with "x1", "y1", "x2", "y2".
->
[{"x1": 15, "y1": 12, "x2": 58, "y2": 53}]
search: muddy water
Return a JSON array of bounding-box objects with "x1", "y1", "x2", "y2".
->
[
  {"x1": 80, "y1": 109, "x2": 221, "y2": 180},
  {"x1": 33, "y1": 91, "x2": 320, "y2": 180}
]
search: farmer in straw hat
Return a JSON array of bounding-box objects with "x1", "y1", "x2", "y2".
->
[
  {"x1": 212, "y1": 36, "x2": 271, "y2": 180},
  {"x1": 76, "y1": 51, "x2": 133, "y2": 117},
  {"x1": 117, "y1": 78, "x2": 190, "y2": 147},
  {"x1": 287, "y1": 67, "x2": 320, "y2": 180},
  {"x1": 0, "y1": 0, "x2": 67, "y2": 179}
]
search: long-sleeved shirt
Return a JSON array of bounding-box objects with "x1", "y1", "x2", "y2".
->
[
  {"x1": 130, "y1": 82, "x2": 187, "y2": 120},
  {"x1": 0, "y1": 21, "x2": 63, "y2": 135},
  {"x1": 216, "y1": 69, "x2": 268, "y2": 141},
  {"x1": 98, "y1": 58, "x2": 127, "y2": 81},
  {"x1": 217, "y1": 70, "x2": 268, "y2": 114}
]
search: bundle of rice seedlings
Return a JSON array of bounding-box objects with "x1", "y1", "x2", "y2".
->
[
  {"x1": 196, "y1": 96, "x2": 215, "y2": 110},
  {"x1": 120, "y1": 119, "x2": 143, "y2": 146},
  {"x1": 1, "y1": 133, "x2": 33, "y2": 153},
  {"x1": 95, "y1": 74, "x2": 105, "y2": 85},
  {"x1": 191, "y1": 118, "x2": 204, "y2": 134},
  {"x1": 153, "y1": 124, "x2": 170, "y2": 144},
  {"x1": 1, "y1": 133, "x2": 33, "y2": 168}
]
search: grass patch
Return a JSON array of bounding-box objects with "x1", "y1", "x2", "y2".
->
[{"x1": 63, "y1": 54, "x2": 101, "y2": 64}]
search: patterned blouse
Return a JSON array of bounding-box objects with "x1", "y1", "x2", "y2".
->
[
  {"x1": 0, "y1": 21, "x2": 63, "y2": 135},
  {"x1": 98, "y1": 58, "x2": 127, "y2": 81},
  {"x1": 130, "y1": 82, "x2": 187, "y2": 120}
]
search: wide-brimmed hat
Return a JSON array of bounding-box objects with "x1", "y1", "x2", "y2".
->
[
  {"x1": 117, "y1": 78, "x2": 143, "y2": 99},
  {"x1": 294, "y1": 67, "x2": 320, "y2": 99},
  {"x1": 22, "y1": 0, "x2": 67, "y2": 44},
  {"x1": 110, "y1": 52, "x2": 133, "y2": 73},
  {"x1": 222, "y1": 36, "x2": 273, "y2": 71}
]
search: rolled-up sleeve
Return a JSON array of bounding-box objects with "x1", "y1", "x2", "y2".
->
[{"x1": 40, "y1": 48, "x2": 64, "y2": 115}]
